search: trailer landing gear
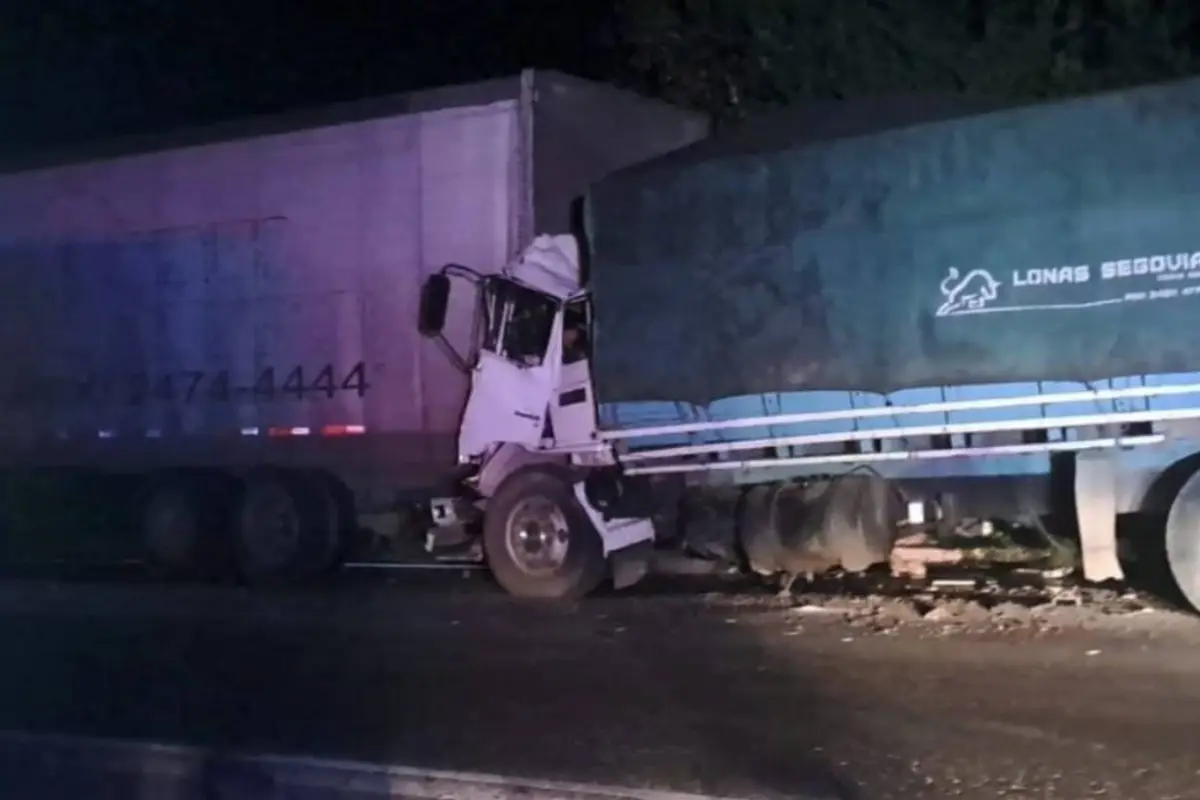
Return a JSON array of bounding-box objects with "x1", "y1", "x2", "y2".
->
[{"x1": 1074, "y1": 450, "x2": 1123, "y2": 584}]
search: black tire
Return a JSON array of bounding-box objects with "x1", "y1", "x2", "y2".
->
[
  {"x1": 140, "y1": 472, "x2": 233, "y2": 581},
  {"x1": 1166, "y1": 468, "x2": 1200, "y2": 612},
  {"x1": 302, "y1": 469, "x2": 356, "y2": 575},
  {"x1": 483, "y1": 467, "x2": 606, "y2": 600},
  {"x1": 234, "y1": 468, "x2": 336, "y2": 586}
]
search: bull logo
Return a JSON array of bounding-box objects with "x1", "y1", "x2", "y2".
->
[{"x1": 936, "y1": 267, "x2": 1001, "y2": 317}]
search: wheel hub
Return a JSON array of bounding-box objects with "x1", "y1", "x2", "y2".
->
[{"x1": 506, "y1": 497, "x2": 570, "y2": 574}]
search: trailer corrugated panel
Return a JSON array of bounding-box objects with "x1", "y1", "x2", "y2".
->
[{"x1": 0, "y1": 100, "x2": 523, "y2": 490}]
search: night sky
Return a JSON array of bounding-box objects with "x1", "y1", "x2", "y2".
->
[{"x1": 0, "y1": 1, "x2": 618, "y2": 156}]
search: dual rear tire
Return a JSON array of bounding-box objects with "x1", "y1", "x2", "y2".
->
[{"x1": 141, "y1": 468, "x2": 346, "y2": 585}]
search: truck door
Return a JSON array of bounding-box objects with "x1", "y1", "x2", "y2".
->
[
  {"x1": 548, "y1": 297, "x2": 597, "y2": 447},
  {"x1": 457, "y1": 278, "x2": 562, "y2": 460}
]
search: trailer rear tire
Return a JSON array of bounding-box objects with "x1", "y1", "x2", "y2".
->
[
  {"x1": 234, "y1": 469, "x2": 336, "y2": 585},
  {"x1": 304, "y1": 469, "x2": 355, "y2": 575},
  {"x1": 483, "y1": 467, "x2": 606, "y2": 600},
  {"x1": 141, "y1": 473, "x2": 232, "y2": 580},
  {"x1": 1165, "y1": 468, "x2": 1200, "y2": 611}
]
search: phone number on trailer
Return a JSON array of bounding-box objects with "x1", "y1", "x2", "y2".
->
[{"x1": 3, "y1": 362, "x2": 370, "y2": 410}]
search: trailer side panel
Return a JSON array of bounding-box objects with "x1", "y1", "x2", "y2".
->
[
  {"x1": 0, "y1": 101, "x2": 523, "y2": 498},
  {"x1": 586, "y1": 78, "x2": 1200, "y2": 407}
]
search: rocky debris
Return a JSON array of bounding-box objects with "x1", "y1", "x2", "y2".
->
[
  {"x1": 989, "y1": 601, "x2": 1034, "y2": 625},
  {"x1": 920, "y1": 598, "x2": 991, "y2": 625},
  {"x1": 690, "y1": 557, "x2": 1191, "y2": 638},
  {"x1": 762, "y1": 577, "x2": 1177, "y2": 637}
]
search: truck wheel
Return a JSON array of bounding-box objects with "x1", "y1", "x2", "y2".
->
[
  {"x1": 303, "y1": 469, "x2": 355, "y2": 575},
  {"x1": 141, "y1": 473, "x2": 232, "y2": 581},
  {"x1": 1165, "y1": 469, "x2": 1200, "y2": 611},
  {"x1": 234, "y1": 469, "x2": 335, "y2": 585},
  {"x1": 483, "y1": 467, "x2": 606, "y2": 600}
]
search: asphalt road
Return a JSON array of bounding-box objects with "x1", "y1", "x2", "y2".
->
[{"x1": 0, "y1": 572, "x2": 1197, "y2": 799}]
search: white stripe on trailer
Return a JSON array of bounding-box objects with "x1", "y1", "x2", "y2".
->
[
  {"x1": 618, "y1": 406, "x2": 1200, "y2": 464},
  {"x1": 45, "y1": 424, "x2": 372, "y2": 439},
  {"x1": 268, "y1": 425, "x2": 312, "y2": 437},
  {"x1": 0, "y1": 730, "x2": 796, "y2": 800},
  {"x1": 625, "y1": 433, "x2": 1166, "y2": 475},
  {"x1": 322, "y1": 423, "x2": 367, "y2": 436},
  {"x1": 601, "y1": 381, "x2": 1200, "y2": 441}
]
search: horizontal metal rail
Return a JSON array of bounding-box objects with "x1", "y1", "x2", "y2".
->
[
  {"x1": 617, "y1": 407, "x2": 1200, "y2": 464},
  {"x1": 600, "y1": 382, "x2": 1200, "y2": 441},
  {"x1": 624, "y1": 434, "x2": 1166, "y2": 476}
]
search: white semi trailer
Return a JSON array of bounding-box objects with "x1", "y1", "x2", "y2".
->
[
  {"x1": 417, "y1": 77, "x2": 1200, "y2": 608},
  {"x1": 0, "y1": 70, "x2": 708, "y2": 583}
]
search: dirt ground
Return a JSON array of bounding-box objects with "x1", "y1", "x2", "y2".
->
[{"x1": 0, "y1": 570, "x2": 1197, "y2": 799}]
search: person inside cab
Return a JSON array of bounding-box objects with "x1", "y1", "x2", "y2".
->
[{"x1": 562, "y1": 306, "x2": 590, "y2": 365}]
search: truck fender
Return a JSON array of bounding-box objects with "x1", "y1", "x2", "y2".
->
[{"x1": 475, "y1": 443, "x2": 568, "y2": 499}]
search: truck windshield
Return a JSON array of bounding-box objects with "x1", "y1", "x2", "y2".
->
[{"x1": 482, "y1": 278, "x2": 558, "y2": 367}]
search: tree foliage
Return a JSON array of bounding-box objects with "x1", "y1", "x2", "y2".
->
[{"x1": 614, "y1": 0, "x2": 1200, "y2": 121}]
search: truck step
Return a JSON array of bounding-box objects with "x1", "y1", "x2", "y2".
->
[{"x1": 429, "y1": 540, "x2": 484, "y2": 564}]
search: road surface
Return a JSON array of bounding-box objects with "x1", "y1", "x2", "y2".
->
[{"x1": 0, "y1": 572, "x2": 1196, "y2": 798}]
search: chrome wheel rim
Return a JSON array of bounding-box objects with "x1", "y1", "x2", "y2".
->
[{"x1": 504, "y1": 495, "x2": 570, "y2": 575}]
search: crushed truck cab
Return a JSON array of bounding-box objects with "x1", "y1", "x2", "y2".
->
[{"x1": 419, "y1": 234, "x2": 656, "y2": 599}]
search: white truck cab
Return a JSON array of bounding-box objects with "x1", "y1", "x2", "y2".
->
[
  {"x1": 418, "y1": 235, "x2": 657, "y2": 599},
  {"x1": 455, "y1": 235, "x2": 600, "y2": 460}
]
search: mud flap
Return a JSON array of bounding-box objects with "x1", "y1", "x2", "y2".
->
[
  {"x1": 739, "y1": 473, "x2": 900, "y2": 577},
  {"x1": 610, "y1": 540, "x2": 653, "y2": 590}
]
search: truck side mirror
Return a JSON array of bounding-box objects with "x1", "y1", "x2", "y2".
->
[{"x1": 418, "y1": 274, "x2": 450, "y2": 337}]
